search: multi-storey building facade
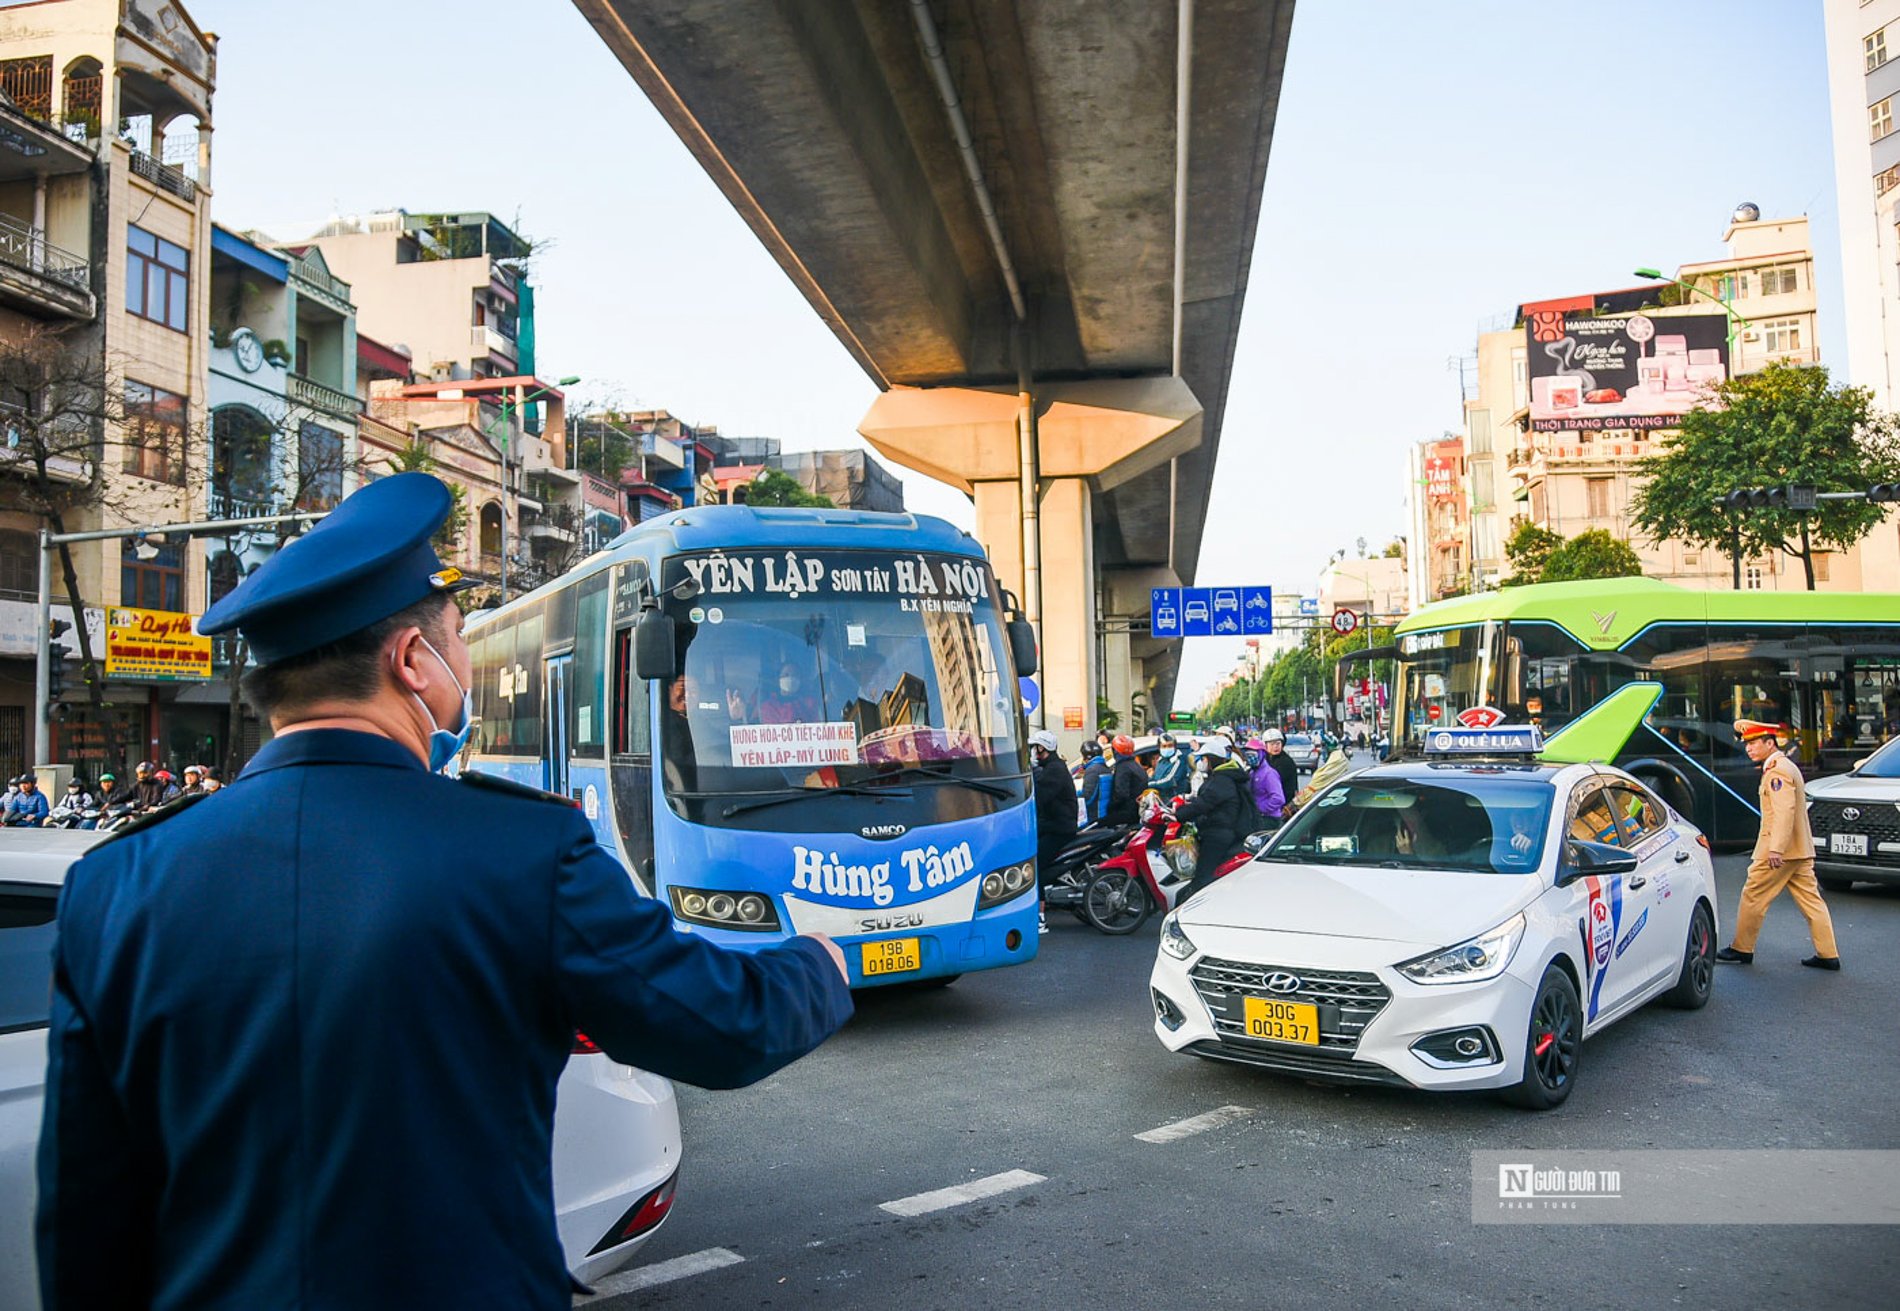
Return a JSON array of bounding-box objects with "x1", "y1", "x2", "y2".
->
[
  {"x1": 0, "y1": 0, "x2": 214, "y2": 776},
  {"x1": 304, "y1": 210, "x2": 536, "y2": 384},
  {"x1": 1405, "y1": 435, "x2": 1467, "y2": 604},
  {"x1": 1827, "y1": 0, "x2": 1900, "y2": 411}
]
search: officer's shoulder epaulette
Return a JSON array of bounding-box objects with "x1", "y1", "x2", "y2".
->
[
  {"x1": 95, "y1": 790, "x2": 212, "y2": 846},
  {"x1": 457, "y1": 770, "x2": 581, "y2": 809}
]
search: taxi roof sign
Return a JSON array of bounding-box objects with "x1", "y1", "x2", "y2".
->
[{"x1": 1423, "y1": 724, "x2": 1543, "y2": 757}]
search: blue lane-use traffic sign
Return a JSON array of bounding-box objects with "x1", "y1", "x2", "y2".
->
[
  {"x1": 1153, "y1": 585, "x2": 1272, "y2": 639},
  {"x1": 1150, "y1": 588, "x2": 1182, "y2": 638},
  {"x1": 1019, "y1": 676, "x2": 1040, "y2": 715},
  {"x1": 1297, "y1": 596, "x2": 1318, "y2": 616},
  {"x1": 1179, "y1": 588, "x2": 1213, "y2": 636},
  {"x1": 1241, "y1": 586, "x2": 1273, "y2": 634}
]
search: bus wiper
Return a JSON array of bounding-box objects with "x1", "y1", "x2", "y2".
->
[
  {"x1": 721, "y1": 783, "x2": 915, "y2": 820},
  {"x1": 872, "y1": 764, "x2": 1014, "y2": 798}
]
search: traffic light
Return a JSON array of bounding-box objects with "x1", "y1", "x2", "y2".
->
[
  {"x1": 1726, "y1": 484, "x2": 1816, "y2": 510},
  {"x1": 1870, "y1": 483, "x2": 1900, "y2": 504},
  {"x1": 47, "y1": 658, "x2": 65, "y2": 701},
  {"x1": 47, "y1": 618, "x2": 69, "y2": 641}
]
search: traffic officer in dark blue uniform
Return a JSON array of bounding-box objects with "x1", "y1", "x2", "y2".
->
[{"x1": 37, "y1": 473, "x2": 854, "y2": 1310}]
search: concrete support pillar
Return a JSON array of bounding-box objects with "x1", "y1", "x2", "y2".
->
[
  {"x1": 1038, "y1": 476, "x2": 1094, "y2": 755},
  {"x1": 860, "y1": 377, "x2": 1202, "y2": 757}
]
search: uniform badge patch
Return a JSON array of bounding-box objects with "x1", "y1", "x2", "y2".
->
[{"x1": 1770, "y1": 777, "x2": 1783, "y2": 791}]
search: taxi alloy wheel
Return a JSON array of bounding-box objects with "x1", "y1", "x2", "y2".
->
[
  {"x1": 1661, "y1": 902, "x2": 1715, "y2": 1010},
  {"x1": 1503, "y1": 966, "x2": 1581, "y2": 1110},
  {"x1": 1082, "y1": 869, "x2": 1151, "y2": 935}
]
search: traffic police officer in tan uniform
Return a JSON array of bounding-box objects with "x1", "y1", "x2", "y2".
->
[
  {"x1": 38, "y1": 473, "x2": 855, "y2": 1310},
  {"x1": 1716, "y1": 718, "x2": 1841, "y2": 970}
]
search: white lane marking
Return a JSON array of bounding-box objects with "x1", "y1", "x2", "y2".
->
[
  {"x1": 576, "y1": 1247, "x2": 744, "y2": 1301},
  {"x1": 1134, "y1": 1104, "x2": 1254, "y2": 1144},
  {"x1": 879, "y1": 1169, "x2": 1047, "y2": 1217}
]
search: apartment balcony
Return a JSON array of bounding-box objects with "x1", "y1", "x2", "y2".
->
[
  {"x1": 529, "y1": 519, "x2": 578, "y2": 545},
  {"x1": 288, "y1": 373, "x2": 365, "y2": 419},
  {"x1": 207, "y1": 490, "x2": 288, "y2": 522},
  {"x1": 471, "y1": 324, "x2": 516, "y2": 358},
  {"x1": 0, "y1": 212, "x2": 95, "y2": 321},
  {"x1": 129, "y1": 149, "x2": 196, "y2": 202},
  {"x1": 287, "y1": 253, "x2": 353, "y2": 316}
]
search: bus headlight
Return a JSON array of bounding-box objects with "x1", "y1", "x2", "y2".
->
[
  {"x1": 976, "y1": 860, "x2": 1036, "y2": 910},
  {"x1": 669, "y1": 885, "x2": 782, "y2": 932}
]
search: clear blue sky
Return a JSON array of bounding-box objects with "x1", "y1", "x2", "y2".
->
[{"x1": 198, "y1": 0, "x2": 1845, "y2": 706}]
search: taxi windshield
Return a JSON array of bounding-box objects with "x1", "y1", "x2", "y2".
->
[{"x1": 1262, "y1": 776, "x2": 1554, "y2": 874}]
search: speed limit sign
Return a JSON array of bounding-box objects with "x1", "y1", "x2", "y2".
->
[{"x1": 1331, "y1": 608, "x2": 1360, "y2": 635}]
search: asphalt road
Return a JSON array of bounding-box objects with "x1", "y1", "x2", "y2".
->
[{"x1": 582, "y1": 853, "x2": 1900, "y2": 1310}]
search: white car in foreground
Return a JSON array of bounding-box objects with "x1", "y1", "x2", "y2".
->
[
  {"x1": 0, "y1": 830, "x2": 679, "y2": 1307},
  {"x1": 1151, "y1": 734, "x2": 1718, "y2": 1108}
]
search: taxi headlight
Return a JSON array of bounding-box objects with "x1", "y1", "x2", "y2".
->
[
  {"x1": 977, "y1": 860, "x2": 1036, "y2": 910},
  {"x1": 1396, "y1": 913, "x2": 1525, "y2": 985},
  {"x1": 1159, "y1": 914, "x2": 1196, "y2": 961},
  {"x1": 669, "y1": 885, "x2": 781, "y2": 932}
]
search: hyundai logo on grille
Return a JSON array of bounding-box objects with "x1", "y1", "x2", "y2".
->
[
  {"x1": 1841, "y1": 807, "x2": 1861, "y2": 822},
  {"x1": 1264, "y1": 971, "x2": 1303, "y2": 994}
]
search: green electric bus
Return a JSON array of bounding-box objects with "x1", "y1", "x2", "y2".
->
[{"x1": 1366, "y1": 577, "x2": 1900, "y2": 844}]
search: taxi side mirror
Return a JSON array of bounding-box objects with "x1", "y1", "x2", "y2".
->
[
  {"x1": 633, "y1": 611, "x2": 678, "y2": 681},
  {"x1": 1557, "y1": 838, "x2": 1637, "y2": 885}
]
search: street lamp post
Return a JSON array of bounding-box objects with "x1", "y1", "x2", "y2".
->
[
  {"x1": 485, "y1": 375, "x2": 581, "y2": 604},
  {"x1": 36, "y1": 509, "x2": 328, "y2": 763}
]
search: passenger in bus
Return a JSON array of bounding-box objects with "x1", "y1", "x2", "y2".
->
[
  {"x1": 663, "y1": 674, "x2": 700, "y2": 793},
  {"x1": 757, "y1": 659, "x2": 821, "y2": 725}
]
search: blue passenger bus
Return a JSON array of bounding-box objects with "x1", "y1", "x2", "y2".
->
[{"x1": 463, "y1": 506, "x2": 1042, "y2": 986}]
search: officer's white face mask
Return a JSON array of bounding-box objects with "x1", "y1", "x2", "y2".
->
[{"x1": 402, "y1": 635, "x2": 473, "y2": 773}]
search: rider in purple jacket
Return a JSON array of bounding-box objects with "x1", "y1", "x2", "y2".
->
[{"x1": 1245, "y1": 738, "x2": 1286, "y2": 824}]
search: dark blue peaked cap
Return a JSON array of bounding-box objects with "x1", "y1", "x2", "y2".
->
[{"x1": 197, "y1": 472, "x2": 475, "y2": 665}]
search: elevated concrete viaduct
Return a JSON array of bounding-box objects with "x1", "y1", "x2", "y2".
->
[{"x1": 574, "y1": 0, "x2": 1294, "y2": 744}]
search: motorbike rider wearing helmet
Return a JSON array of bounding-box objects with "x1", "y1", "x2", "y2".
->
[
  {"x1": 1260, "y1": 728, "x2": 1299, "y2": 811},
  {"x1": 1029, "y1": 730, "x2": 1078, "y2": 899},
  {"x1": 1103, "y1": 735, "x2": 1147, "y2": 827},
  {"x1": 1078, "y1": 740, "x2": 1112, "y2": 824},
  {"x1": 132, "y1": 761, "x2": 173, "y2": 811},
  {"x1": 1245, "y1": 737, "x2": 1287, "y2": 826},
  {"x1": 1149, "y1": 733, "x2": 1190, "y2": 802},
  {"x1": 1175, "y1": 739, "x2": 1254, "y2": 904},
  {"x1": 3, "y1": 774, "x2": 49, "y2": 827}
]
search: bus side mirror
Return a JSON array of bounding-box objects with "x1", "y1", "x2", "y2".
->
[
  {"x1": 634, "y1": 611, "x2": 678, "y2": 681},
  {"x1": 1007, "y1": 618, "x2": 1038, "y2": 678}
]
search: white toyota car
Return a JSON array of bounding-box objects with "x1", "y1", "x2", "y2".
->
[
  {"x1": 1151, "y1": 729, "x2": 1718, "y2": 1108},
  {"x1": 1805, "y1": 734, "x2": 1900, "y2": 891},
  {"x1": 0, "y1": 829, "x2": 680, "y2": 1307}
]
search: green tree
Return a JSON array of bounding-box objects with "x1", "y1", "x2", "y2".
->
[
  {"x1": 1632, "y1": 363, "x2": 1900, "y2": 590},
  {"x1": 743, "y1": 468, "x2": 832, "y2": 508},
  {"x1": 1541, "y1": 529, "x2": 1643, "y2": 582},
  {"x1": 572, "y1": 414, "x2": 638, "y2": 481},
  {"x1": 1502, "y1": 521, "x2": 1563, "y2": 586},
  {"x1": 385, "y1": 439, "x2": 468, "y2": 551}
]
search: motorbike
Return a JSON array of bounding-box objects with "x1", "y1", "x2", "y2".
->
[
  {"x1": 1076, "y1": 792, "x2": 1277, "y2": 935},
  {"x1": 1040, "y1": 821, "x2": 1137, "y2": 919},
  {"x1": 46, "y1": 800, "x2": 92, "y2": 829},
  {"x1": 80, "y1": 800, "x2": 141, "y2": 833}
]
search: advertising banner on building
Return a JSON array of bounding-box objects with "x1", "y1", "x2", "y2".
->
[
  {"x1": 105, "y1": 607, "x2": 212, "y2": 681},
  {"x1": 1424, "y1": 455, "x2": 1458, "y2": 500},
  {"x1": 1524, "y1": 310, "x2": 1729, "y2": 432}
]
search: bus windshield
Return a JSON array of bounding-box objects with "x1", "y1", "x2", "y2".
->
[
  {"x1": 1392, "y1": 625, "x2": 1497, "y2": 753},
  {"x1": 659, "y1": 548, "x2": 1024, "y2": 797}
]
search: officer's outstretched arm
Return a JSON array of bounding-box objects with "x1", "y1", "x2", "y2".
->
[
  {"x1": 552, "y1": 814, "x2": 854, "y2": 1090},
  {"x1": 37, "y1": 945, "x2": 152, "y2": 1309}
]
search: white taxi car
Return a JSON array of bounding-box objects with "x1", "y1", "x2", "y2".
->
[
  {"x1": 1150, "y1": 727, "x2": 1718, "y2": 1108},
  {"x1": 0, "y1": 829, "x2": 680, "y2": 1306}
]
